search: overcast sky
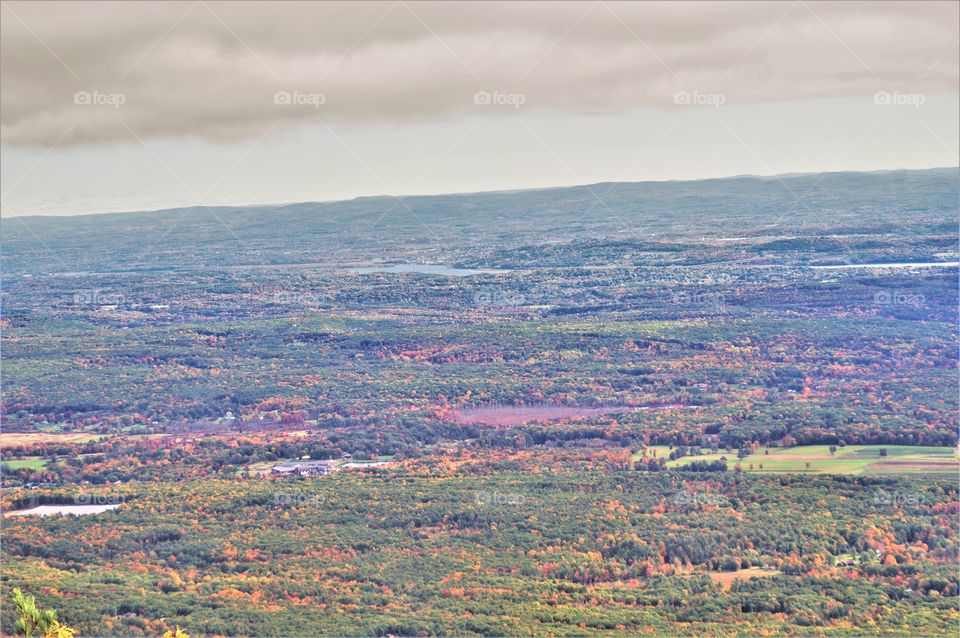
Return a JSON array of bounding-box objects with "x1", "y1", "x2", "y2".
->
[{"x1": 1, "y1": 1, "x2": 958, "y2": 217}]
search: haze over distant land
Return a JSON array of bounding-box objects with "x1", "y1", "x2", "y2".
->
[
  {"x1": 5, "y1": 166, "x2": 958, "y2": 222},
  {"x1": 3, "y1": 167, "x2": 957, "y2": 276}
]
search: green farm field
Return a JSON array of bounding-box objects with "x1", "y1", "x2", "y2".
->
[
  {"x1": 641, "y1": 444, "x2": 960, "y2": 475},
  {"x1": 0, "y1": 457, "x2": 49, "y2": 471}
]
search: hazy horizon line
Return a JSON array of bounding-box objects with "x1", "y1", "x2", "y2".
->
[{"x1": 5, "y1": 164, "x2": 958, "y2": 221}]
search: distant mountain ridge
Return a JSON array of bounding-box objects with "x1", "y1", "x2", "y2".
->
[
  {"x1": 2, "y1": 167, "x2": 957, "y2": 274},
  {"x1": 9, "y1": 166, "x2": 958, "y2": 221}
]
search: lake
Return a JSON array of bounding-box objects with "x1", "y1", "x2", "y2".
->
[
  {"x1": 809, "y1": 261, "x2": 959, "y2": 270},
  {"x1": 4, "y1": 504, "x2": 121, "y2": 517},
  {"x1": 349, "y1": 264, "x2": 509, "y2": 276}
]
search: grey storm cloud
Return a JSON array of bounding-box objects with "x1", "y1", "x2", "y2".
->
[{"x1": 1, "y1": 0, "x2": 958, "y2": 146}]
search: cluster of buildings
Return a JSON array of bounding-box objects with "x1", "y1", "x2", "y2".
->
[{"x1": 270, "y1": 460, "x2": 339, "y2": 476}]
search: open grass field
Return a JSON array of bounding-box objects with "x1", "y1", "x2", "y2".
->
[
  {"x1": 0, "y1": 432, "x2": 108, "y2": 446},
  {"x1": 34, "y1": 422, "x2": 66, "y2": 432},
  {"x1": 0, "y1": 432, "x2": 167, "y2": 447},
  {"x1": 701, "y1": 568, "x2": 781, "y2": 591},
  {"x1": 638, "y1": 444, "x2": 960, "y2": 475},
  {"x1": 0, "y1": 457, "x2": 49, "y2": 471}
]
